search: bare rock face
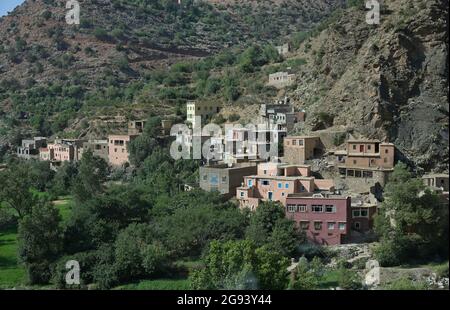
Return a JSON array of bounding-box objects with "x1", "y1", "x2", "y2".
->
[{"x1": 292, "y1": 0, "x2": 448, "y2": 172}]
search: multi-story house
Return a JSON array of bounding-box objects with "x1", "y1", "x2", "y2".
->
[
  {"x1": 236, "y1": 162, "x2": 335, "y2": 210},
  {"x1": 285, "y1": 194, "x2": 351, "y2": 245},
  {"x1": 78, "y1": 140, "x2": 109, "y2": 162},
  {"x1": 285, "y1": 194, "x2": 377, "y2": 245},
  {"x1": 259, "y1": 98, "x2": 299, "y2": 132},
  {"x1": 283, "y1": 136, "x2": 324, "y2": 165},
  {"x1": 108, "y1": 134, "x2": 138, "y2": 166},
  {"x1": 223, "y1": 126, "x2": 283, "y2": 165},
  {"x1": 47, "y1": 139, "x2": 84, "y2": 162},
  {"x1": 200, "y1": 162, "x2": 258, "y2": 198},
  {"x1": 186, "y1": 101, "x2": 221, "y2": 128},
  {"x1": 335, "y1": 139, "x2": 395, "y2": 191},
  {"x1": 17, "y1": 137, "x2": 47, "y2": 160}
]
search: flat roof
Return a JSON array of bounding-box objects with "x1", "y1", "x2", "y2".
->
[
  {"x1": 245, "y1": 175, "x2": 315, "y2": 181},
  {"x1": 285, "y1": 136, "x2": 320, "y2": 139},
  {"x1": 422, "y1": 174, "x2": 449, "y2": 178}
]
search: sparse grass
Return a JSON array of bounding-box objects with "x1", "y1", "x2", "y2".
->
[{"x1": 318, "y1": 269, "x2": 340, "y2": 289}]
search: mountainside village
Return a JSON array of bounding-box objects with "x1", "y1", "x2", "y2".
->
[{"x1": 13, "y1": 87, "x2": 449, "y2": 247}]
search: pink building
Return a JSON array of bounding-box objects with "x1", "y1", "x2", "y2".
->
[
  {"x1": 108, "y1": 134, "x2": 137, "y2": 166},
  {"x1": 285, "y1": 195, "x2": 351, "y2": 245},
  {"x1": 236, "y1": 162, "x2": 335, "y2": 210}
]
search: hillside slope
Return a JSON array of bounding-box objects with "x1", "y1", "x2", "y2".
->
[{"x1": 287, "y1": 0, "x2": 448, "y2": 171}]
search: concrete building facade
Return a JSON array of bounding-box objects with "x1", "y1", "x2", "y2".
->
[
  {"x1": 285, "y1": 195, "x2": 351, "y2": 245},
  {"x1": 268, "y1": 72, "x2": 296, "y2": 88},
  {"x1": 17, "y1": 137, "x2": 47, "y2": 160},
  {"x1": 236, "y1": 162, "x2": 335, "y2": 210},
  {"x1": 200, "y1": 162, "x2": 258, "y2": 198},
  {"x1": 186, "y1": 101, "x2": 221, "y2": 128},
  {"x1": 78, "y1": 140, "x2": 109, "y2": 162}
]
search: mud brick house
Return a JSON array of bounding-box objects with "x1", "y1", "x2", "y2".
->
[
  {"x1": 17, "y1": 137, "x2": 47, "y2": 160},
  {"x1": 236, "y1": 162, "x2": 335, "y2": 210},
  {"x1": 268, "y1": 71, "x2": 296, "y2": 88},
  {"x1": 276, "y1": 43, "x2": 290, "y2": 56},
  {"x1": 283, "y1": 136, "x2": 324, "y2": 165},
  {"x1": 78, "y1": 140, "x2": 109, "y2": 162},
  {"x1": 200, "y1": 162, "x2": 258, "y2": 198},
  {"x1": 285, "y1": 194, "x2": 351, "y2": 245},
  {"x1": 335, "y1": 139, "x2": 395, "y2": 192},
  {"x1": 350, "y1": 196, "x2": 377, "y2": 233},
  {"x1": 186, "y1": 101, "x2": 221, "y2": 128},
  {"x1": 108, "y1": 134, "x2": 138, "y2": 166}
]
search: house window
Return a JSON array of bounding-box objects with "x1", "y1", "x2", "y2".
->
[
  {"x1": 368, "y1": 145, "x2": 371, "y2": 150},
  {"x1": 352, "y1": 145, "x2": 356, "y2": 150},
  {"x1": 339, "y1": 223, "x2": 346, "y2": 230},
  {"x1": 312, "y1": 205, "x2": 323, "y2": 213},
  {"x1": 240, "y1": 191, "x2": 244, "y2": 197},
  {"x1": 285, "y1": 183, "x2": 289, "y2": 189},
  {"x1": 300, "y1": 221, "x2": 309, "y2": 230},
  {"x1": 298, "y1": 205, "x2": 307, "y2": 212},
  {"x1": 300, "y1": 185, "x2": 305, "y2": 192},
  {"x1": 314, "y1": 222, "x2": 322, "y2": 231},
  {"x1": 361, "y1": 209, "x2": 368, "y2": 217},
  {"x1": 355, "y1": 170, "x2": 361, "y2": 177},
  {"x1": 248, "y1": 180, "x2": 253, "y2": 187},
  {"x1": 325, "y1": 205, "x2": 336, "y2": 213},
  {"x1": 353, "y1": 160, "x2": 357, "y2": 165},
  {"x1": 352, "y1": 210, "x2": 361, "y2": 217},
  {"x1": 287, "y1": 205, "x2": 298, "y2": 213},
  {"x1": 292, "y1": 140, "x2": 297, "y2": 146},
  {"x1": 263, "y1": 170, "x2": 267, "y2": 174},
  {"x1": 298, "y1": 139, "x2": 304, "y2": 146},
  {"x1": 354, "y1": 222, "x2": 361, "y2": 230},
  {"x1": 385, "y1": 149, "x2": 389, "y2": 154},
  {"x1": 278, "y1": 183, "x2": 282, "y2": 189},
  {"x1": 262, "y1": 180, "x2": 270, "y2": 186},
  {"x1": 328, "y1": 222, "x2": 335, "y2": 230}
]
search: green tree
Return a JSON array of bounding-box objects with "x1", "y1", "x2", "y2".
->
[
  {"x1": 246, "y1": 201, "x2": 301, "y2": 256},
  {"x1": 289, "y1": 256, "x2": 324, "y2": 290},
  {"x1": 72, "y1": 150, "x2": 108, "y2": 202},
  {"x1": 18, "y1": 199, "x2": 63, "y2": 284},
  {"x1": 190, "y1": 240, "x2": 289, "y2": 290},
  {"x1": 374, "y1": 163, "x2": 449, "y2": 266}
]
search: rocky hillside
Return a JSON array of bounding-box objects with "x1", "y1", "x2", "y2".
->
[{"x1": 287, "y1": 0, "x2": 448, "y2": 172}]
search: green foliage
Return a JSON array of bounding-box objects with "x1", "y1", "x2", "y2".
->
[
  {"x1": 18, "y1": 200, "x2": 62, "y2": 284},
  {"x1": 289, "y1": 257, "x2": 324, "y2": 290},
  {"x1": 246, "y1": 201, "x2": 302, "y2": 257},
  {"x1": 384, "y1": 277, "x2": 428, "y2": 290},
  {"x1": 128, "y1": 116, "x2": 162, "y2": 166},
  {"x1": 190, "y1": 240, "x2": 289, "y2": 290},
  {"x1": 336, "y1": 262, "x2": 362, "y2": 289},
  {"x1": 374, "y1": 163, "x2": 449, "y2": 266},
  {"x1": 72, "y1": 150, "x2": 108, "y2": 203}
]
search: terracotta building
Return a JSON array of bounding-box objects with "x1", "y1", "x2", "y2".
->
[
  {"x1": 335, "y1": 139, "x2": 395, "y2": 191},
  {"x1": 236, "y1": 162, "x2": 335, "y2": 210},
  {"x1": 199, "y1": 162, "x2": 258, "y2": 198},
  {"x1": 285, "y1": 194, "x2": 377, "y2": 245},
  {"x1": 108, "y1": 134, "x2": 138, "y2": 166},
  {"x1": 285, "y1": 194, "x2": 351, "y2": 245},
  {"x1": 284, "y1": 136, "x2": 323, "y2": 165}
]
